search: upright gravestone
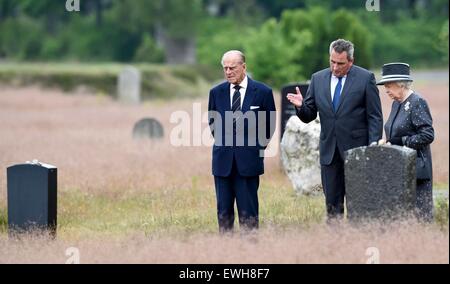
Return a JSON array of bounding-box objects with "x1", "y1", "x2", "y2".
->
[
  {"x1": 7, "y1": 160, "x2": 57, "y2": 236},
  {"x1": 280, "y1": 83, "x2": 309, "y2": 142},
  {"x1": 345, "y1": 145, "x2": 416, "y2": 220},
  {"x1": 132, "y1": 118, "x2": 164, "y2": 139},
  {"x1": 118, "y1": 66, "x2": 141, "y2": 105}
]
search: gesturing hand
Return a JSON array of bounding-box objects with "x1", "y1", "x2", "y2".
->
[{"x1": 286, "y1": 86, "x2": 303, "y2": 108}]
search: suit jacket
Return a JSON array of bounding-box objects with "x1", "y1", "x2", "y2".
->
[
  {"x1": 208, "y1": 77, "x2": 276, "y2": 177},
  {"x1": 297, "y1": 65, "x2": 383, "y2": 165},
  {"x1": 385, "y1": 92, "x2": 434, "y2": 180}
]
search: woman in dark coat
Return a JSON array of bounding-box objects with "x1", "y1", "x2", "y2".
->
[{"x1": 377, "y1": 63, "x2": 435, "y2": 222}]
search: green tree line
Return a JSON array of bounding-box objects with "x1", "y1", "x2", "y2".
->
[{"x1": 0, "y1": 0, "x2": 448, "y2": 88}]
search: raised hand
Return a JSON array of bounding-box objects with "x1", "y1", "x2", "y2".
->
[{"x1": 286, "y1": 86, "x2": 303, "y2": 108}]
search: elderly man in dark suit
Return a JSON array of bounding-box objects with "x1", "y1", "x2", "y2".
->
[
  {"x1": 287, "y1": 39, "x2": 383, "y2": 220},
  {"x1": 208, "y1": 50, "x2": 276, "y2": 233},
  {"x1": 378, "y1": 62, "x2": 435, "y2": 222}
]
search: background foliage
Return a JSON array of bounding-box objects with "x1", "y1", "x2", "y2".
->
[{"x1": 0, "y1": 0, "x2": 448, "y2": 88}]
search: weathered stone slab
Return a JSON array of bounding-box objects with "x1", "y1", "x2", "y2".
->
[
  {"x1": 345, "y1": 145, "x2": 416, "y2": 220},
  {"x1": 118, "y1": 66, "x2": 141, "y2": 104},
  {"x1": 132, "y1": 118, "x2": 164, "y2": 139},
  {"x1": 280, "y1": 116, "x2": 321, "y2": 195}
]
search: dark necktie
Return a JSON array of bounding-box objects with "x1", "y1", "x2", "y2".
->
[
  {"x1": 333, "y1": 77, "x2": 343, "y2": 112},
  {"x1": 232, "y1": 85, "x2": 241, "y2": 134},
  {"x1": 231, "y1": 85, "x2": 241, "y2": 112}
]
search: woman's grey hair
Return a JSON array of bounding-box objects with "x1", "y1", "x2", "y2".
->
[
  {"x1": 395, "y1": 81, "x2": 412, "y2": 89},
  {"x1": 329, "y1": 39, "x2": 354, "y2": 61}
]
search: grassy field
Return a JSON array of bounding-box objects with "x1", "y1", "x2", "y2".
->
[
  {"x1": 1, "y1": 183, "x2": 448, "y2": 237},
  {"x1": 0, "y1": 67, "x2": 448, "y2": 263},
  {"x1": 0, "y1": 184, "x2": 448, "y2": 264},
  {"x1": 0, "y1": 182, "x2": 326, "y2": 238}
]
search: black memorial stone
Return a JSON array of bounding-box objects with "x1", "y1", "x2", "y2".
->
[
  {"x1": 7, "y1": 161, "x2": 57, "y2": 236},
  {"x1": 280, "y1": 83, "x2": 309, "y2": 142},
  {"x1": 345, "y1": 145, "x2": 416, "y2": 220}
]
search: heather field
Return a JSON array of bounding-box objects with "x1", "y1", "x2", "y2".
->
[{"x1": 0, "y1": 70, "x2": 448, "y2": 264}]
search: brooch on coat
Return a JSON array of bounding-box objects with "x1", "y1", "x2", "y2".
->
[{"x1": 404, "y1": 101, "x2": 411, "y2": 111}]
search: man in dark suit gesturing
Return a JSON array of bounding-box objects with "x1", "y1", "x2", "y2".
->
[
  {"x1": 208, "y1": 50, "x2": 276, "y2": 233},
  {"x1": 287, "y1": 39, "x2": 383, "y2": 220}
]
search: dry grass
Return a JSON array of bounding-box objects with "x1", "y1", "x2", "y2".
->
[
  {"x1": 0, "y1": 220, "x2": 447, "y2": 264},
  {"x1": 0, "y1": 80, "x2": 447, "y2": 198},
  {"x1": 0, "y1": 70, "x2": 448, "y2": 264},
  {"x1": 0, "y1": 86, "x2": 288, "y2": 197}
]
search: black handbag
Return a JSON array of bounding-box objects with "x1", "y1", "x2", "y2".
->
[{"x1": 416, "y1": 150, "x2": 432, "y2": 180}]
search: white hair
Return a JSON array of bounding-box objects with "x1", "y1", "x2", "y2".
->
[
  {"x1": 221, "y1": 50, "x2": 246, "y2": 66},
  {"x1": 395, "y1": 81, "x2": 412, "y2": 89}
]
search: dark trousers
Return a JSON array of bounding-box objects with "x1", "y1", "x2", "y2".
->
[
  {"x1": 416, "y1": 179, "x2": 433, "y2": 222},
  {"x1": 214, "y1": 158, "x2": 260, "y2": 233},
  {"x1": 321, "y1": 147, "x2": 346, "y2": 218}
]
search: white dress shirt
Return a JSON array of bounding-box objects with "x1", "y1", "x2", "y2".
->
[
  {"x1": 230, "y1": 75, "x2": 248, "y2": 108},
  {"x1": 330, "y1": 74, "x2": 347, "y2": 101}
]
